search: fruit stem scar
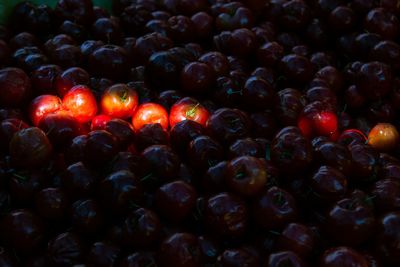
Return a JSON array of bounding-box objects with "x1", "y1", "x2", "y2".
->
[
  {"x1": 186, "y1": 103, "x2": 200, "y2": 118},
  {"x1": 12, "y1": 173, "x2": 27, "y2": 181},
  {"x1": 226, "y1": 88, "x2": 242, "y2": 95},
  {"x1": 269, "y1": 230, "x2": 281, "y2": 236},
  {"x1": 121, "y1": 90, "x2": 128, "y2": 102},
  {"x1": 140, "y1": 172, "x2": 154, "y2": 181}
]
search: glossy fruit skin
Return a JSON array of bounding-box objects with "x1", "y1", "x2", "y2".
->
[
  {"x1": 84, "y1": 130, "x2": 118, "y2": 165},
  {"x1": 225, "y1": 156, "x2": 267, "y2": 197},
  {"x1": 205, "y1": 192, "x2": 248, "y2": 237},
  {"x1": 158, "y1": 232, "x2": 201, "y2": 267},
  {"x1": 180, "y1": 61, "x2": 216, "y2": 95},
  {"x1": 97, "y1": 170, "x2": 142, "y2": 215},
  {"x1": 376, "y1": 211, "x2": 400, "y2": 265},
  {"x1": 0, "y1": 67, "x2": 31, "y2": 108},
  {"x1": 62, "y1": 85, "x2": 98, "y2": 124},
  {"x1": 1, "y1": 121, "x2": 24, "y2": 153},
  {"x1": 169, "y1": 97, "x2": 210, "y2": 128},
  {"x1": 271, "y1": 126, "x2": 313, "y2": 174},
  {"x1": 298, "y1": 102, "x2": 338, "y2": 140},
  {"x1": 349, "y1": 143, "x2": 379, "y2": 183},
  {"x1": 279, "y1": 54, "x2": 314, "y2": 85},
  {"x1": 319, "y1": 246, "x2": 368, "y2": 267},
  {"x1": 356, "y1": 61, "x2": 392, "y2": 100},
  {"x1": 217, "y1": 247, "x2": 260, "y2": 267},
  {"x1": 253, "y1": 186, "x2": 298, "y2": 230},
  {"x1": 86, "y1": 242, "x2": 121, "y2": 267},
  {"x1": 274, "y1": 88, "x2": 306, "y2": 126},
  {"x1": 100, "y1": 83, "x2": 139, "y2": 119},
  {"x1": 187, "y1": 135, "x2": 224, "y2": 171},
  {"x1": 140, "y1": 145, "x2": 181, "y2": 184},
  {"x1": 62, "y1": 161, "x2": 97, "y2": 200},
  {"x1": 35, "y1": 188, "x2": 68, "y2": 221},
  {"x1": 206, "y1": 108, "x2": 251, "y2": 145},
  {"x1": 228, "y1": 138, "x2": 263, "y2": 158},
  {"x1": 1, "y1": 209, "x2": 44, "y2": 253},
  {"x1": 277, "y1": 223, "x2": 315, "y2": 258},
  {"x1": 90, "y1": 114, "x2": 112, "y2": 131},
  {"x1": 314, "y1": 141, "x2": 353, "y2": 175},
  {"x1": 121, "y1": 208, "x2": 161, "y2": 248},
  {"x1": 9, "y1": 127, "x2": 52, "y2": 169},
  {"x1": 367, "y1": 123, "x2": 399, "y2": 152},
  {"x1": 38, "y1": 111, "x2": 80, "y2": 150},
  {"x1": 47, "y1": 232, "x2": 85, "y2": 266},
  {"x1": 71, "y1": 198, "x2": 104, "y2": 235},
  {"x1": 89, "y1": 45, "x2": 130, "y2": 81},
  {"x1": 154, "y1": 180, "x2": 196, "y2": 223},
  {"x1": 135, "y1": 123, "x2": 169, "y2": 151},
  {"x1": 372, "y1": 178, "x2": 400, "y2": 213},
  {"x1": 337, "y1": 129, "x2": 368, "y2": 147},
  {"x1": 120, "y1": 251, "x2": 157, "y2": 267},
  {"x1": 132, "y1": 102, "x2": 169, "y2": 131},
  {"x1": 241, "y1": 76, "x2": 275, "y2": 112},
  {"x1": 55, "y1": 67, "x2": 90, "y2": 97},
  {"x1": 325, "y1": 195, "x2": 376, "y2": 246},
  {"x1": 266, "y1": 251, "x2": 306, "y2": 267},
  {"x1": 55, "y1": 0, "x2": 94, "y2": 25},
  {"x1": 308, "y1": 165, "x2": 348, "y2": 205},
  {"x1": 30, "y1": 64, "x2": 62, "y2": 95}
]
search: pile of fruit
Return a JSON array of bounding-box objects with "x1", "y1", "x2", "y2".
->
[{"x1": 0, "y1": 0, "x2": 400, "y2": 266}]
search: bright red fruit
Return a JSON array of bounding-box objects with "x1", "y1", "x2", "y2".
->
[
  {"x1": 100, "y1": 83, "x2": 139, "y2": 119},
  {"x1": 29, "y1": 95, "x2": 62, "y2": 126},
  {"x1": 132, "y1": 103, "x2": 169, "y2": 131},
  {"x1": 314, "y1": 111, "x2": 338, "y2": 136},
  {"x1": 169, "y1": 97, "x2": 210, "y2": 128},
  {"x1": 62, "y1": 85, "x2": 98, "y2": 124},
  {"x1": 298, "y1": 107, "x2": 338, "y2": 140},
  {"x1": 90, "y1": 114, "x2": 112, "y2": 131}
]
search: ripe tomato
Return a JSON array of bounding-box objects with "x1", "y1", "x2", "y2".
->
[
  {"x1": 169, "y1": 97, "x2": 210, "y2": 128},
  {"x1": 132, "y1": 103, "x2": 169, "y2": 131},
  {"x1": 368, "y1": 123, "x2": 399, "y2": 151},
  {"x1": 29, "y1": 95, "x2": 62, "y2": 126},
  {"x1": 100, "y1": 84, "x2": 139, "y2": 119},
  {"x1": 62, "y1": 85, "x2": 98, "y2": 124}
]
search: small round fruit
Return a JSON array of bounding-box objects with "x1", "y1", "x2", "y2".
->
[
  {"x1": 62, "y1": 85, "x2": 98, "y2": 123},
  {"x1": 0, "y1": 67, "x2": 31, "y2": 108},
  {"x1": 132, "y1": 102, "x2": 169, "y2": 131},
  {"x1": 367, "y1": 123, "x2": 399, "y2": 152},
  {"x1": 29, "y1": 95, "x2": 62, "y2": 126},
  {"x1": 100, "y1": 83, "x2": 138, "y2": 119},
  {"x1": 169, "y1": 97, "x2": 210, "y2": 128},
  {"x1": 9, "y1": 127, "x2": 52, "y2": 169}
]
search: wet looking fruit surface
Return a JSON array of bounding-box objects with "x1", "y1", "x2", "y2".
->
[{"x1": 0, "y1": 0, "x2": 399, "y2": 266}]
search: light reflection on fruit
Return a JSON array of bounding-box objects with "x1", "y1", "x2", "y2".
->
[
  {"x1": 367, "y1": 123, "x2": 399, "y2": 151},
  {"x1": 169, "y1": 97, "x2": 210, "y2": 128},
  {"x1": 132, "y1": 103, "x2": 169, "y2": 131}
]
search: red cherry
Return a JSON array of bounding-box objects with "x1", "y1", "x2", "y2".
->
[
  {"x1": 62, "y1": 85, "x2": 98, "y2": 124},
  {"x1": 29, "y1": 95, "x2": 62, "y2": 126},
  {"x1": 132, "y1": 103, "x2": 169, "y2": 131},
  {"x1": 100, "y1": 83, "x2": 139, "y2": 119},
  {"x1": 169, "y1": 97, "x2": 210, "y2": 128},
  {"x1": 314, "y1": 111, "x2": 338, "y2": 136},
  {"x1": 90, "y1": 114, "x2": 112, "y2": 131}
]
